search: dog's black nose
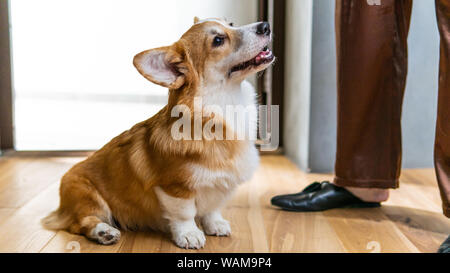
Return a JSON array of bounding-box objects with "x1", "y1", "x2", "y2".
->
[{"x1": 256, "y1": 22, "x2": 271, "y2": 36}]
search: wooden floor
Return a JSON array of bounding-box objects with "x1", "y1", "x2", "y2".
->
[{"x1": 0, "y1": 155, "x2": 448, "y2": 253}]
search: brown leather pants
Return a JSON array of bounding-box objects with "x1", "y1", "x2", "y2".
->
[{"x1": 334, "y1": 0, "x2": 450, "y2": 217}]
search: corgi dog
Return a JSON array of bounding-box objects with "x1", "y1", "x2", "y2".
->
[{"x1": 42, "y1": 17, "x2": 274, "y2": 249}]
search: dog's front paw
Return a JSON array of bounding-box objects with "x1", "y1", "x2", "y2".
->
[
  {"x1": 203, "y1": 219, "x2": 231, "y2": 237},
  {"x1": 173, "y1": 229, "x2": 206, "y2": 249}
]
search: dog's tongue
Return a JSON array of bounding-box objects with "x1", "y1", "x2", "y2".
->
[{"x1": 255, "y1": 50, "x2": 272, "y2": 65}]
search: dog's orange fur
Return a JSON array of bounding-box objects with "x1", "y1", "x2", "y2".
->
[{"x1": 42, "y1": 19, "x2": 253, "y2": 240}]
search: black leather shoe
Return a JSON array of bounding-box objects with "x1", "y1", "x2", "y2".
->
[
  {"x1": 271, "y1": 182, "x2": 381, "y2": 212},
  {"x1": 271, "y1": 182, "x2": 322, "y2": 204},
  {"x1": 438, "y1": 236, "x2": 450, "y2": 253}
]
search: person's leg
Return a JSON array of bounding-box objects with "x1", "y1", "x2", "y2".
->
[
  {"x1": 435, "y1": 1, "x2": 450, "y2": 252},
  {"x1": 271, "y1": 0, "x2": 413, "y2": 211},
  {"x1": 334, "y1": 0, "x2": 412, "y2": 202},
  {"x1": 428, "y1": 0, "x2": 450, "y2": 253},
  {"x1": 435, "y1": 0, "x2": 450, "y2": 219}
]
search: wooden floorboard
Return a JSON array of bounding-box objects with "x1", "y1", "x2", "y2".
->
[{"x1": 0, "y1": 155, "x2": 448, "y2": 253}]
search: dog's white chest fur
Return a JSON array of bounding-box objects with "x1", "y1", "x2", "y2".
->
[
  {"x1": 190, "y1": 80, "x2": 260, "y2": 215},
  {"x1": 190, "y1": 143, "x2": 259, "y2": 216}
]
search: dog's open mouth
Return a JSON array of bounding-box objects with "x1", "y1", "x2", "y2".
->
[{"x1": 230, "y1": 46, "x2": 274, "y2": 74}]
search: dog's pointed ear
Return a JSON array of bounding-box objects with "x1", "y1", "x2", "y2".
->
[
  {"x1": 133, "y1": 46, "x2": 186, "y2": 89},
  {"x1": 193, "y1": 16, "x2": 200, "y2": 24}
]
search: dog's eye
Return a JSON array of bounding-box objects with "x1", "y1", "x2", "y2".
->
[
  {"x1": 229, "y1": 22, "x2": 234, "y2": 27},
  {"x1": 212, "y1": 36, "x2": 225, "y2": 47}
]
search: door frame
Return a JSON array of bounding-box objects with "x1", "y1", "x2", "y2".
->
[
  {"x1": 0, "y1": 0, "x2": 14, "y2": 152},
  {"x1": 258, "y1": 0, "x2": 285, "y2": 149}
]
